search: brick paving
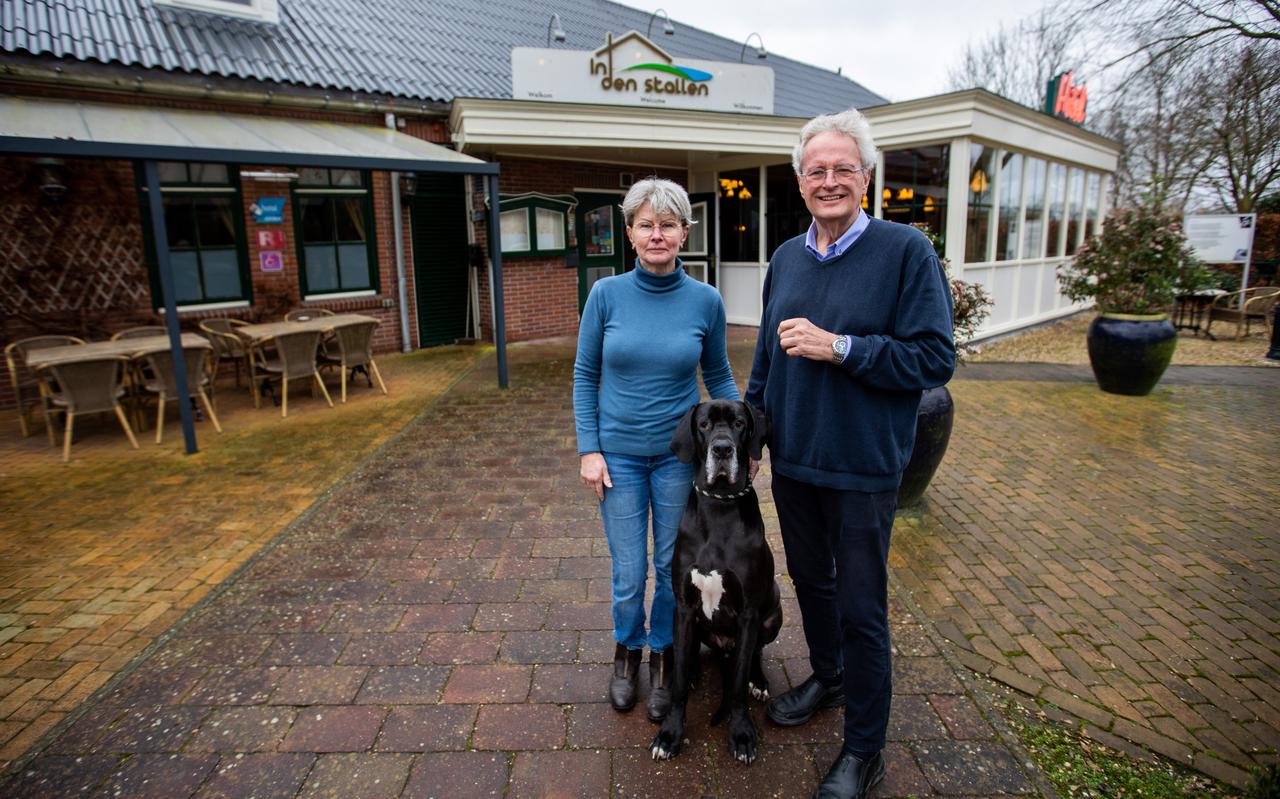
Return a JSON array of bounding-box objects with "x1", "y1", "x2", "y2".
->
[
  {"x1": 1, "y1": 337, "x2": 1040, "y2": 798},
  {"x1": 896, "y1": 360, "x2": 1280, "y2": 789},
  {"x1": 3, "y1": 328, "x2": 1274, "y2": 796},
  {"x1": 0, "y1": 345, "x2": 485, "y2": 770}
]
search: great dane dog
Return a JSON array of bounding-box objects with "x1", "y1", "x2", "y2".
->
[{"x1": 651, "y1": 399, "x2": 783, "y2": 764}]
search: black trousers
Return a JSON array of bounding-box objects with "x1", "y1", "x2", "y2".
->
[{"x1": 771, "y1": 471, "x2": 896, "y2": 752}]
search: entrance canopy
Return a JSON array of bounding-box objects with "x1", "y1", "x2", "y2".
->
[
  {"x1": 0, "y1": 95, "x2": 509, "y2": 454},
  {"x1": 0, "y1": 95, "x2": 494, "y2": 174}
]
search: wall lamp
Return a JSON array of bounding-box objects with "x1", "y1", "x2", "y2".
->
[
  {"x1": 647, "y1": 8, "x2": 674, "y2": 38},
  {"x1": 547, "y1": 13, "x2": 566, "y2": 46},
  {"x1": 35, "y1": 158, "x2": 68, "y2": 202},
  {"x1": 740, "y1": 32, "x2": 767, "y2": 62}
]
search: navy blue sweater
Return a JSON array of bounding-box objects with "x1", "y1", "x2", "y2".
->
[{"x1": 745, "y1": 218, "x2": 956, "y2": 491}]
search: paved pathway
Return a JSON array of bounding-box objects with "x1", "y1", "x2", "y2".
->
[
  {"x1": 3, "y1": 341, "x2": 1040, "y2": 798},
  {"x1": 896, "y1": 358, "x2": 1279, "y2": 788}
]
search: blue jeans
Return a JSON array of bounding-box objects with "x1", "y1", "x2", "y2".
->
[{"x1": 599, "y1": 451, "x2": 694, "y2": 653}]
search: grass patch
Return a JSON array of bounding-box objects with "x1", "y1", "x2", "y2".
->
[{"x1": 998, "y1": 698, "x2": 1241, "y2": 798}]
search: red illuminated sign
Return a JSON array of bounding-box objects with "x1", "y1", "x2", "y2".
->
[{"x1": 1045, "y1": 71, "x2": 1088, "y2": 125}]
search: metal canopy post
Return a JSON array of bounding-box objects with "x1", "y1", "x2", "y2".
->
[
  {"x1": 143, "y1": 159, "x2": 198, "y2": 454},
  {"x1": 486, "y1": 173, "x2": 509, "y2": 389}
]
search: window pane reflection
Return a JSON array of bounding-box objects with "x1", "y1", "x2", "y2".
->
[
  {"x1": 996, "y1": 152, "x2": 1022, "y2": 261},
  {"x1": 1065, "y1": 169, "x2": 1084, "y2": 256},
  {"x1": 1046, "y1": 163, "x2": 1067, "y2": 257},
  {"x1": 966, "y1": 144, "x2": 995, "y2": 263},
  {"x1": 882, "y1": 145, "x2": 950, "y2": 255},
  {"x1": 719, "y1": 168, "x2": 759, "y2": 262},
  {"x1": 1021, "y1": 158, "x2": 1047, "y2": 259},
  {"x1": 583, "y1": 205, "x2": 614, "y2": 257}
]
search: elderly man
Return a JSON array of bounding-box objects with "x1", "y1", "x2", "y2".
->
[{"x1": 745, "y1": 109, "x2": 955, "y2": 799}]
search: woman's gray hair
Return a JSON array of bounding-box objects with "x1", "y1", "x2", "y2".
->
[
  {"x1": 791, "y1": 108, "x2": 878, "y2": 174},
  {"x1": 620, "y1": 177, "x2": 693, "y2": 226}
]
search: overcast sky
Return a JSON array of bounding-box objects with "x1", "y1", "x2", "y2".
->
[{"x1": 620, "y1": 0, "x2": 1058, "y2": 102}]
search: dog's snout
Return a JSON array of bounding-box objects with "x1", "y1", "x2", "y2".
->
[{"x1": 711, "y1": 442, "x2": 734, "y2": 460}]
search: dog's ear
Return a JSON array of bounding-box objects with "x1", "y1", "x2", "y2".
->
[
  {"x1": 745, "y1": 402, "x2": 770, "y2": 460},
  {"x1": 670, "y1": 403, "x2": 699, "y2": 464}
]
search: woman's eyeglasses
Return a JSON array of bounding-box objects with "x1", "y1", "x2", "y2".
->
[{"x1": 631, "y1": 221, "x2": 684, "y2": 237}]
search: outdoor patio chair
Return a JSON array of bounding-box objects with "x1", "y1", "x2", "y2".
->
[
  {"x1": 111, "y1": 326, "x2": 167, "y2": 340},
  {"x1": 4, "y1": 334, "x2": 85, "y2": 438},
  {"x1": 198, "y1": 318, "x2": 250, "y2": 388},
  {"x1": 251, "y1": 329, "x2": 333, "y2": 418},
  {"x1": 138, "y1": 346, "x2": 222, "y2": 443},
  {"x1": 284, "y1": 308, "x2": 336, "y2": 322},
  {"x1": 1204, "y1": 287, "x2": 1280, "y2": 340},
  {"x1": 318, "y1": 319, "x2": 388, "y2": 402},
  {"x1": 37, "y1": 355, "x2": 139, "y2": 462}
]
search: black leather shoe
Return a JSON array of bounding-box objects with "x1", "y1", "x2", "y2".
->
[
  {"x1": 766, "y1": 674, "x2": 845, "y2": 726},
  {"x1": 813, "y1": 750, "x2": 885, "y2": 799},
  {"x1": 646, "y1": 648, "x2": 674, "y2": 722},
  {"x1": 609, "y1": 644, "x2": 642, "y2": 711}
]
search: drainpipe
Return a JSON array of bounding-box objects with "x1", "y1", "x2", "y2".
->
[{"x1": 386, "y1": 113, "x2": 412, "y2": 352}]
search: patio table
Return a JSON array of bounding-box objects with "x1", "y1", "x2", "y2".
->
[
  {"x1": 1173, "y1": 288, "x2": 1228, "y2": 339},
  {"x1": 23, "y1": 333, "x2": 211, "y2": 369},
  {"x1": 234, "y1": 313, "x2": 379, "y2": 345}
]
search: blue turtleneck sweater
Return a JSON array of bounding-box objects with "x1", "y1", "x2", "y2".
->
[{"x1": 574, "y1": 262, "x2": 740, "y2": 456}]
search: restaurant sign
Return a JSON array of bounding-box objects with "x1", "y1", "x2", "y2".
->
[
  {"x1": 1044, "y1": 70, "x2": 1087, "y2": 125},
  {"x1": 512, "y1": 32, "x2": 774, "y2": 114}
]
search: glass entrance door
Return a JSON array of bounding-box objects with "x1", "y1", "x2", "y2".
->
[{"x1": 575, "y1": 192, "x2": 625, "y2": 312}]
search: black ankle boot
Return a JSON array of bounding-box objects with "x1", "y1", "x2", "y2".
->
[
  {"x1": 609, "y1": 644, "x2": 642, "y2": 711},
  {"x1": 647, "y1": 648, "x2": 674, "y2": 722}
]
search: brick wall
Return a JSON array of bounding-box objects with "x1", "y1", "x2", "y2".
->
[
  {"x1": 0, "y1": 155, "x2": 415, "y2": 409},
  {"x1": 472, "y1": 158, "x2": 688, "y2": 341}
]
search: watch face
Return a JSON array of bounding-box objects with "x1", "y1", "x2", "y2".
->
[{"x1": 833, "y1": 337, "x2": 848, "y2": 357}]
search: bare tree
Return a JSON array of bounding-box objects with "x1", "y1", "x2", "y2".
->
[
  {"x1": 1096, "y1": 0, "x2": 1279, "y2": 65},
  {"x1": 1194, "y1": 44, "x2": 1280, "y2": 211},
  {"x1": 946, "y1": 8, "x2": 1091, "y2": 110}
]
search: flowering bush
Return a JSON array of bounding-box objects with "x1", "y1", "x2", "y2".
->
[
  {"x1": 911, "y1": 225, "x2": 993, "y2": 361},
  {"x1": 1057, "y1": 207, "x2": 1208, "y2": 315}
]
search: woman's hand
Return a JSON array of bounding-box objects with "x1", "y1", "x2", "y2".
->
[{"x1": 580, "y1": 452, "x2": 612, "y2": 501}]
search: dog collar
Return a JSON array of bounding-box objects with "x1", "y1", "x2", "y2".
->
[{"x1": 693, "y1": 483, "x2": 754, "y2": 501}]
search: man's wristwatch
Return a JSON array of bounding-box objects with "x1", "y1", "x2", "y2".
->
[{"x1": 831, "y1": 335, "x2": 850, "y2": 363}]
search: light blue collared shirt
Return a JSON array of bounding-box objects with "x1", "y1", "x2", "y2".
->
[
  {"x1": 804, "y1": 209, "x2": 869, "y2": 262},
  {"x1": 803, "y1": 210, "x2": 870, "y2": 363}
]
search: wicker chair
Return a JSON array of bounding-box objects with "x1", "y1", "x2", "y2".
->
[
  {"x1": 138, "y1": 346, "x2": 222, "y2": 443},
  {"x1": 1204, "y1": 287, "x2": 1280, "y2": 340},
  {"x1": 198, "y1": 318, "x2": 250, "y2": 387},
  {"x1": 284, "y1": 308, "x2": 336, "y2": 322},
  {"x1": 318, "y1": 320, "x2": 387, "y2": 402},
  {"x1": 251, "y1": 329, "x2": 333, "y2": 417},
  {"x1": 4, "y1": 335, "x2": 85, "y2": 437},
  {"x1": 37, "y1": 355, "x2": 139, "y2": 462},
  {"x1": 111, "y1": 326, "x2": 168, "y2": 340}
]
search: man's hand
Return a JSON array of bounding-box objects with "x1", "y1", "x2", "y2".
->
[
  {"x1": 580, "y1": 452, "x2": 612, "y2": 501},
  {"x1": 778, "y1": 318, "x2": 840, "y2": 363},
  {"x1": 749, "y1": 458, "x2": 759, "y2": 481}
]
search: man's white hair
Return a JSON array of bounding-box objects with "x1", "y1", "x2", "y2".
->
[{"x1": 791, "y1": 108, "x2": 878, "y2": 174}]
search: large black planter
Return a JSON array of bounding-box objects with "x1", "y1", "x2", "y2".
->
[
  {"x1": 897, "y1": 385, "x2": 954, "y2": 507},
  {"x1": 1086, "y1": 313, "x2": 1177, "y2": 396}
]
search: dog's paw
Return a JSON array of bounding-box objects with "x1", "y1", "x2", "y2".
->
[
  {"x1": 650, "y1": 727, "x2": 683, "y2": 761},
  {"x1": 728, "y1": 717, "x2": 758, "y2": 764},
  {"x1": 749, "y1": 680, "x2": 769, "y2": 702}
]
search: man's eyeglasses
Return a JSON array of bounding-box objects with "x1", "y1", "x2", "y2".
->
[
  {"x1": 802, "y1": 165, "x2": 868, "y2": 183},
  {"x1": 631, "y1": 221, "x2": 684, "y2": 237}
]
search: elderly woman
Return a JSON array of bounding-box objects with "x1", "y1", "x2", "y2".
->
[{"x1": 573, "y1": 177, "x2": 739, "y2": 722}]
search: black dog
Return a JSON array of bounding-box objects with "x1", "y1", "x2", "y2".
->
[{"x1": 651, "y1": 399, "x2": 782, "y2": 764}]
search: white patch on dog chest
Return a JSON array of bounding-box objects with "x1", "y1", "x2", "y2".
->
[{"x1": 690, "y1": 568, "x2": 724, "y2": 620}]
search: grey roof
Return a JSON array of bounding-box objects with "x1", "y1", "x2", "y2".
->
[{"x1": 0, "y1": 0, "x2": 885, "y2": 116}]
